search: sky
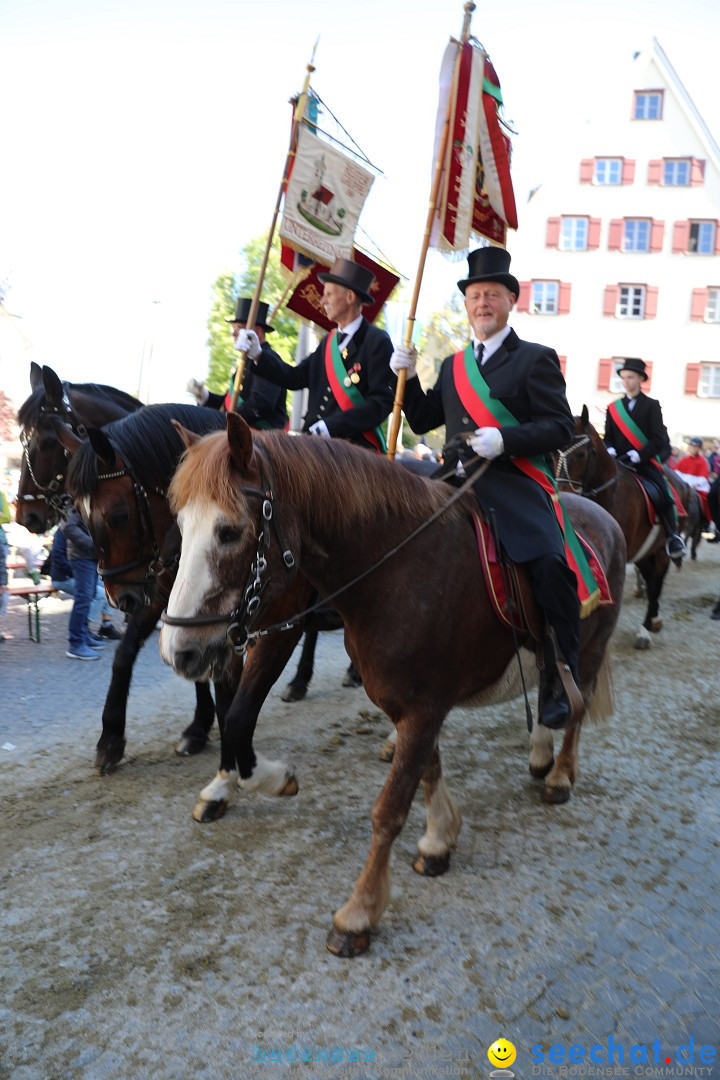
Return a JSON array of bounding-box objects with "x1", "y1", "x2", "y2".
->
[{"x1": 1, "y1": 0, "x2": 719, "y2": 407}]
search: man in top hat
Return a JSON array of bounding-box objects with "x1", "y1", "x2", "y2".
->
[
  {"x1": 186, "y1": 298, "x2": 288, "y2": 430},
  {"x1": 390, "y1": 246, "x2": 582, "y2": 730},
  {"x1": 603, "y1": 358, "x2": 686, "y2": 559},
  {"x1": 235, "y1": 258, "x2": 394, "y2": 452}
]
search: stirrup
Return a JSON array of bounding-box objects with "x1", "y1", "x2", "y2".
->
[{"x1": 665, "y1": 534, "x2": 687, "y2": 559}]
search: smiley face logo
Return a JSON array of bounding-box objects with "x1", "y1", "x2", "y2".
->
[{"x1": 488, "y1": 1039, "x2": 517, "y2": 1069}]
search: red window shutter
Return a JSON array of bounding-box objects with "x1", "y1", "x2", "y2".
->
[
  {"x1": 622, "y1": 159, "x2": 636, "y2": 184},
  {"x1": 558, "y1": 283, "x2": 572, "y2": 314},
  {"x1": 588, "y1": 218, "x2": 601, "y2": 249},
  {"x1": 644, "y1": 361, "x2": 654, "y2": 391},
  {"x1": 516, "y1": 281, "x2": 531, "y2": 313},
  {"x1": 684, "y1": 363, "x2": 701, "y2": 395},
  {"x1": 608, "y1": 220, "x2": 623, "y2": 251},
  {"x1": 691, "y1": 288, "x2": 708, "y2": 320},
  {"x1": 603, "y1": 285, "x2": 619, "y2": 316},
  {"x1": 597, "y1": 359, "x2": 613, "y2": 390},
  {"x1": 650, "y1": 220, "x2": 665, "y2": 252},
  {"x1": 673, "y1": 220, "x2": 689, "y2": 253},
  {"x1": 580, "y1": 159, "x2": 594, "y2": 183},
  {"x1": 715, "y1": 222, "x2": 720, "y2": 254},
  {"x1": 645, "y1": 286, "x2": 659, "y2": 318},
  {"x1": 557, "y1": 355, "x2": 567, "y2": 376},
  {"x1": 546, "y1": 218, "x2": 561, "y2": 247},
  {"x1": 647, "y1": 160, "x2": 663, "y2": 185},
  {"x1": 690, "y1": 159, "x2": 705, "y2": 186}
]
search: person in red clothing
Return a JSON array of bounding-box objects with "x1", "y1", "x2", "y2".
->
[{"x1": 674, "y1": 437, "x2": 712, "y2": 523}]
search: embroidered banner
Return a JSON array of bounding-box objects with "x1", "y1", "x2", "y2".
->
[{"x1": 285, "y1": 249, "x2": 399, "y2": 330}]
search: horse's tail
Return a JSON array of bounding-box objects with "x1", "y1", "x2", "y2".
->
[{"x1": 586, "y1": 651, "x2": 614, "y2": 725}]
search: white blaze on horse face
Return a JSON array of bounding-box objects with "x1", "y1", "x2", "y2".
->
[{"x1": 161, "y1": 498, "x2": 220, "y2": 660}]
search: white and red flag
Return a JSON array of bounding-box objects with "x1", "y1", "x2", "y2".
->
[{"x1": 430, "y1": 39, "x2": 517, "y2": 253}]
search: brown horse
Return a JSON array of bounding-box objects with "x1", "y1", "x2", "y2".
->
[
  {"x1": 160, "y1": 414, "x2": 626, "y2": 956},
  {"x1": 556, "y1": 407, "x2": 686, "y2": 650}
]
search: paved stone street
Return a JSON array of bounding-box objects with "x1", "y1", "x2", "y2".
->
[{"x1": 1, "y1": 550, "x2": 719, "y2": 1080}]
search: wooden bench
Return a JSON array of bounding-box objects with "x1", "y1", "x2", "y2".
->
[{"x1": 5, "y1": 581, "x2": 60, "y2": 643}]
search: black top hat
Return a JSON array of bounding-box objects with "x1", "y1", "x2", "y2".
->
[
  {"x1": 457, "y1": 247, "x2": 520, "y2": 298},
  {"x1": 616, "y1": 357, "x2": 648, "y2": 381},
  {"x1": 317, "y1": 258, "x2": 375, "y2": 306},
  {"x1": 225, "y1": 297, "x2": 275, "y2": 332}
]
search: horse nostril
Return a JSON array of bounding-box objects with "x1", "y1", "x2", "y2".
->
[
  {"x1": 118, "y1": 592, "x2": 140, "y2": 615},
  {"x1": 174, "y1": 647, "x2": 204, "y2": 679}
]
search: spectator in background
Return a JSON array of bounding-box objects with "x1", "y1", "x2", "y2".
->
[
  {"x1": 0, "y1": 492, "x2": 9, "y2": 641},
  {"x1": 50, "y1": 528, "x2": 122, "y2": 642},
  {"x1": 59, "y1": 509, "x2": 110, "y2": 661}
]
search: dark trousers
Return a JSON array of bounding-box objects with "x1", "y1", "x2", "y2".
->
[
  {"x1": 67, "y1": 559, "x2": 98, "y2": 649},
  {"x1": 524, "y1": 552, "x2": 581, "y2": 677}
]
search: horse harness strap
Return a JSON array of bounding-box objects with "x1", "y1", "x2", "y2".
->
[
  {"x1": 94, "y1": 465, "x2": 169, "y2": 590},
  {"x1": 555, "y1": 434, "x2": 619, "y2": 499},
  {"x1": 18, "y1": 388, "x2": 86, "y2": 517}
]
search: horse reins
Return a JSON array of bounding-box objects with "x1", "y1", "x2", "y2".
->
[
  {"x1": 162, "y1": 438, "x2": 490, "y2": 656},
  {"x1": 555, "y1": 434, "x2": 620, "y2": 499}
]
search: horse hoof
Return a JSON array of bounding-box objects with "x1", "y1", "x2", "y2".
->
[
  {"x1": 633, "y1": 636, "x2": 652, "y2": 650},
  {"x1": 281, "y1": 683, "x2": 307, "y2": 703},
  {"x1": 529, "y1": 757, "x2": 554, "y2": 780},
  {"x1": 279, "y1": 773, "x2": 299, "y2": 796},
  {"x1": 544, "y1": 784, "x2": 571, "y2": 805},
  {"x1": 326, "y1": 926, "x2": 371, "y2": 957},
  {"x1": 95, "y1": 741, "x2": 126, "y2": 773},
  {"x1": 378, "y1": 742, "x2": 395, "y2": 763},
  {"x1": 649, "y1": 618, "x2": 663, "y2": 633},
  {"x1": 192, "y1": 798, "x2": 228, "y2": 823},
  {"x1": 175, "y1": 736, "x2": 208, "y2": 756},
  {"x1": 341, "y1": 670, "x2": 363, "y2": 688},
  {"x1": 413, "y1": 852, "x2": 451, "y2": 877}
]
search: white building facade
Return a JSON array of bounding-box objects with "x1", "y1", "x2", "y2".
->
[{"x1": 508, "y1": 39, "x2": 720, "y2": 447}]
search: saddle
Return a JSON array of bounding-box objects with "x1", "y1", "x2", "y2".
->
[{"x1": 632, "y1": 473, "x2": 686, "y2": 526}]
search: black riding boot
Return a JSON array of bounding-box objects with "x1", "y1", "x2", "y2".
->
[
  {"x1": 524, "y1": 554, "x2": 583, "y2": 730},
  {"x1": 658, "y1": 505, "x2": 686, "y2": 561}
]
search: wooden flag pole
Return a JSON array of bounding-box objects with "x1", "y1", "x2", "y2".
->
[
  {"x1": 229, "y1": 43, "x2": 317, "y2": 412},
  {"x1": 386, "y1": 2, "x2": 475, "y2": 458}
]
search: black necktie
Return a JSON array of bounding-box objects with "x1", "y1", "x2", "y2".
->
[
  {"x1": 337, "y1": 332, "x2": 347, "y2": 347},
  {"x1": 476, "y1": 342, "x2": 484, "y2": 363}
]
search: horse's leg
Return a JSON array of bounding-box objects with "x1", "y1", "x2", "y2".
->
[
  {"x1": 174, "y1": 681, "x2": 215, "y2": 756},
  {"x1": 327, "y1": 718, "x2": 439, "y2": 958},
  {"x1": 632, "y1": 554, "x2": 663, "y2": 647},
  {"x1": 95, "y1": 613, "x2": 147, "y2": 772},
  {"x1": 413, "y1": 744, "x2": 462, "y2": 877},
  {"x1": 342, "y1": 659, "x2": 363, "y2": 688},
  {"x1": 543, "y1": 723, "x2": 582, "y2": 804},
  {"x1": 193, "y1": 630, "x2": 303, "y2": 823},
  {"x1": 529, "y1": 715, "x2": 554, "y2": 779},
  {"x1": 280, "y1": 630, "x2": 317, "y2": 702},
  {"x1": 378, "y1": 726, "x2": 397, "y2": 762}
]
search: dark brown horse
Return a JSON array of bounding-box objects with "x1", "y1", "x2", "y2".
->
[
  {"x1": 556, "y1": 407, "x2": 686, "y2": 649},
  {"x1": 160, "y1": 414, "x2": 626, "y2": 956}
]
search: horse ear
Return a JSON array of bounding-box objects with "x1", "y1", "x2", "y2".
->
[
  {"x1": 581, "y1": 404, "x2": 589, "y2": 426},
  {"x1": 226, "y1": 411, "x2": 254, "y2": 471},
  {"x1": 170, "y1": 419, "x2": 202, "y2": 448},
  {"x1": 87, "y1": 428, "x2": 118, "y2": 468},
  {"x1": 42, "y1": 366, "x2": 64, "y2": 403},
  {"x1": 30, "y1": 361, "x2": 43, "y2": 392},
  {"x1": 48, "y1": 416, "x2": 84, "y2": 456}
]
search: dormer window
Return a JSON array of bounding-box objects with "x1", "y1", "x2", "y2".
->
[{"x1": 633, "y1": 90, "x2": 663, "y2": 119}]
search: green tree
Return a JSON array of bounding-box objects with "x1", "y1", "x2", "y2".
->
[{"x1": 206, "y1": 232, "x2": 301, "y2": 395}]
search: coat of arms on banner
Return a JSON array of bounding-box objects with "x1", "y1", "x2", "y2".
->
[{"x1": 280, "y1": 127, "x2": 375, "y2": 264}]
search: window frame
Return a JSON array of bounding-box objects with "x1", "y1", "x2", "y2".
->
[
  {"x1": 707, "y1": 289, "x2": 720, "y2": 322},
  {"x1": 559, "y1": 216, "x2": 589, "y2": 251},
  {"x1": 663, "y1": 159, "x2": 691, "y2": 186},
  {"x1": 698, "y1": 364, "x2": 720, "y2": 398},
  {"x1": 594, "y1": 158, "x2": 622, "y2": 185},
  {"x1": 633, "y1": 90, "x2": 663, "y2": 120},
  {"x1": 689, "y1": 221, "x2": 716, "y2": 255},
  {"x1": 531, "y1": 280, "x2": 559, "y2": 315},
  {"x1": 618, "y1": 285, "x2": 646, "y2": 319},
  {"x1": 623, "y1": 219, "x2": 652, "y2": 253}
]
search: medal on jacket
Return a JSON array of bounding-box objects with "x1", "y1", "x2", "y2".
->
[{"x1": 344, "y1": 363, "x2": 361, "y2": 387}]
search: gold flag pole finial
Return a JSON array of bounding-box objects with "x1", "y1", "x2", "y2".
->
[
  {"x1": 229, "y1": 43, "x2": 317, "y2": 413},
  {"x1": 386, "y1": 3, "x2": 475, "y2": 458}
]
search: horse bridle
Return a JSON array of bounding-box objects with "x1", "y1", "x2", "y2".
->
[
  {"x1": 17, "y1": 388, "x2": 83, "y2": 518},
  {"x1": 555, "y1": 434, "x2": 619, "y2": 499}
]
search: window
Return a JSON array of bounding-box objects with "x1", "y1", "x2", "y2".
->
[
  {"x1": 663, "y1": 159, "x2": 691, "y2": 186},
  {"x1": 633, "y1": 91, "x2": 663, "y2": 119},
  {"x1": 708, "y1": 289, "x2": 720, "y2": 322},
  {"x1": 595, "y1": 158, "x2": 622, "y2": 185},
  {"x1": 560, "y1": 217, "x2": 588, "y2": 251},
  {"x1": 618, "y1": 286, "x2": 646, "y2": 318},
  {"x1": 690, "y1": 221, "x2": 716, "y2": 254},
  {"x1": 698, "y1": 365, "x2": 720, "y2": 398},
  {"x1": 609, "y1": 364, "x2": 625, "y2": 395},
  {"x1": 532, "y1": 281, "x2": 558, "y2": 314},
  {"x1": 624, "y1": 219, "x2": 651, "y2": 252}
]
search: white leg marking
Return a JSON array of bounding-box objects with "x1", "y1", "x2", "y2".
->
[
  {"x1": 529, "y1": 716, "x2": 554, "y2": 772},
  {"x1": 199, "y1": 769, "x2": 239, "y2": 804},
  {"x1": 418, "y1": 776, "x2": 462, "y2": 858},
  {"x1": 239, "y1": 754, "x2": 292, "y2": 796}
]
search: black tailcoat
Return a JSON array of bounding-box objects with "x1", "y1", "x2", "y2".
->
[
  {"x1": 206, "y1": 342, "x2": 288, "y2": 429},
  {"x1": 603, "y1": 393, "x2": 671, "y2": 465},
  {"x1": 402, "y1": 328, "x2": 574, "y2": 562},
  {"x1": 253, "y1": 318, "x2": 394, "y2": 449}
]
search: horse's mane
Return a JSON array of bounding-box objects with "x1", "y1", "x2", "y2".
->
[
  {"x1": 67, "y1": 404, "x2": 226, "y2": 499},
  {"x1": 18, "y1": 382, "x2": 143, "y2": 430},
  {"x1": 170, "y1": 429, "x2": 469, "y2": 532}
]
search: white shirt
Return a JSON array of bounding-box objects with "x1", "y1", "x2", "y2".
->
[
  {"x1": 336, "y1": 313, "x2": 363, "y2": 349},
  {"x1": 473, "y1": 324, "x2": 512, "y2": 364}
]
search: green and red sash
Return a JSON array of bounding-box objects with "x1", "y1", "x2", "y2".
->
[
  {"x1": 453, "y1": 343, "x2": 601, "y2": 616},
  {"x1": 607, "y1": 400, "x2": 680, "y2": 521},
  {"x1": 324, "y1": 332, "x2": 387, "y2": 454}
]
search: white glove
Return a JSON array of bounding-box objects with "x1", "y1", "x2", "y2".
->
[
  {"x1": 468, "y1": 427, "x2": 504, "y2": 460},
  {"x1": 234, "y1": 329, "x2": 261, "y2": 361},
  {"x1": 627, "y1": 449, "x2": 641, "y2": 464},
  {"x1": 186, "y1": 378, "x2": 209, "y2": 405},
  {"x1": 308, "y1": 420, "x2": 330, "y2": 438},
  {"x1": 389, "y1": 344, "x2": 418, "y2": 379},
  {"x1": 606, "y1": 446, "x2": 617, "y2": 457}
]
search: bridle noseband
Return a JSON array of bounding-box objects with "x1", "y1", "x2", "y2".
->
[{"x1": 555, "y1": 433, "x2": 619, "y2": 499}]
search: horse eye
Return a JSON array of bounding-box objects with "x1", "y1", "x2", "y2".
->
[
  {"x1": 39, "y1": 438, "x2": 57, "y2": 452},
  {"x1": 217, "y1": 525, "x2": 241, "y2": 545},
  {"x1": 108, "y1": 511, "x2": 129, "y2": 530}
]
